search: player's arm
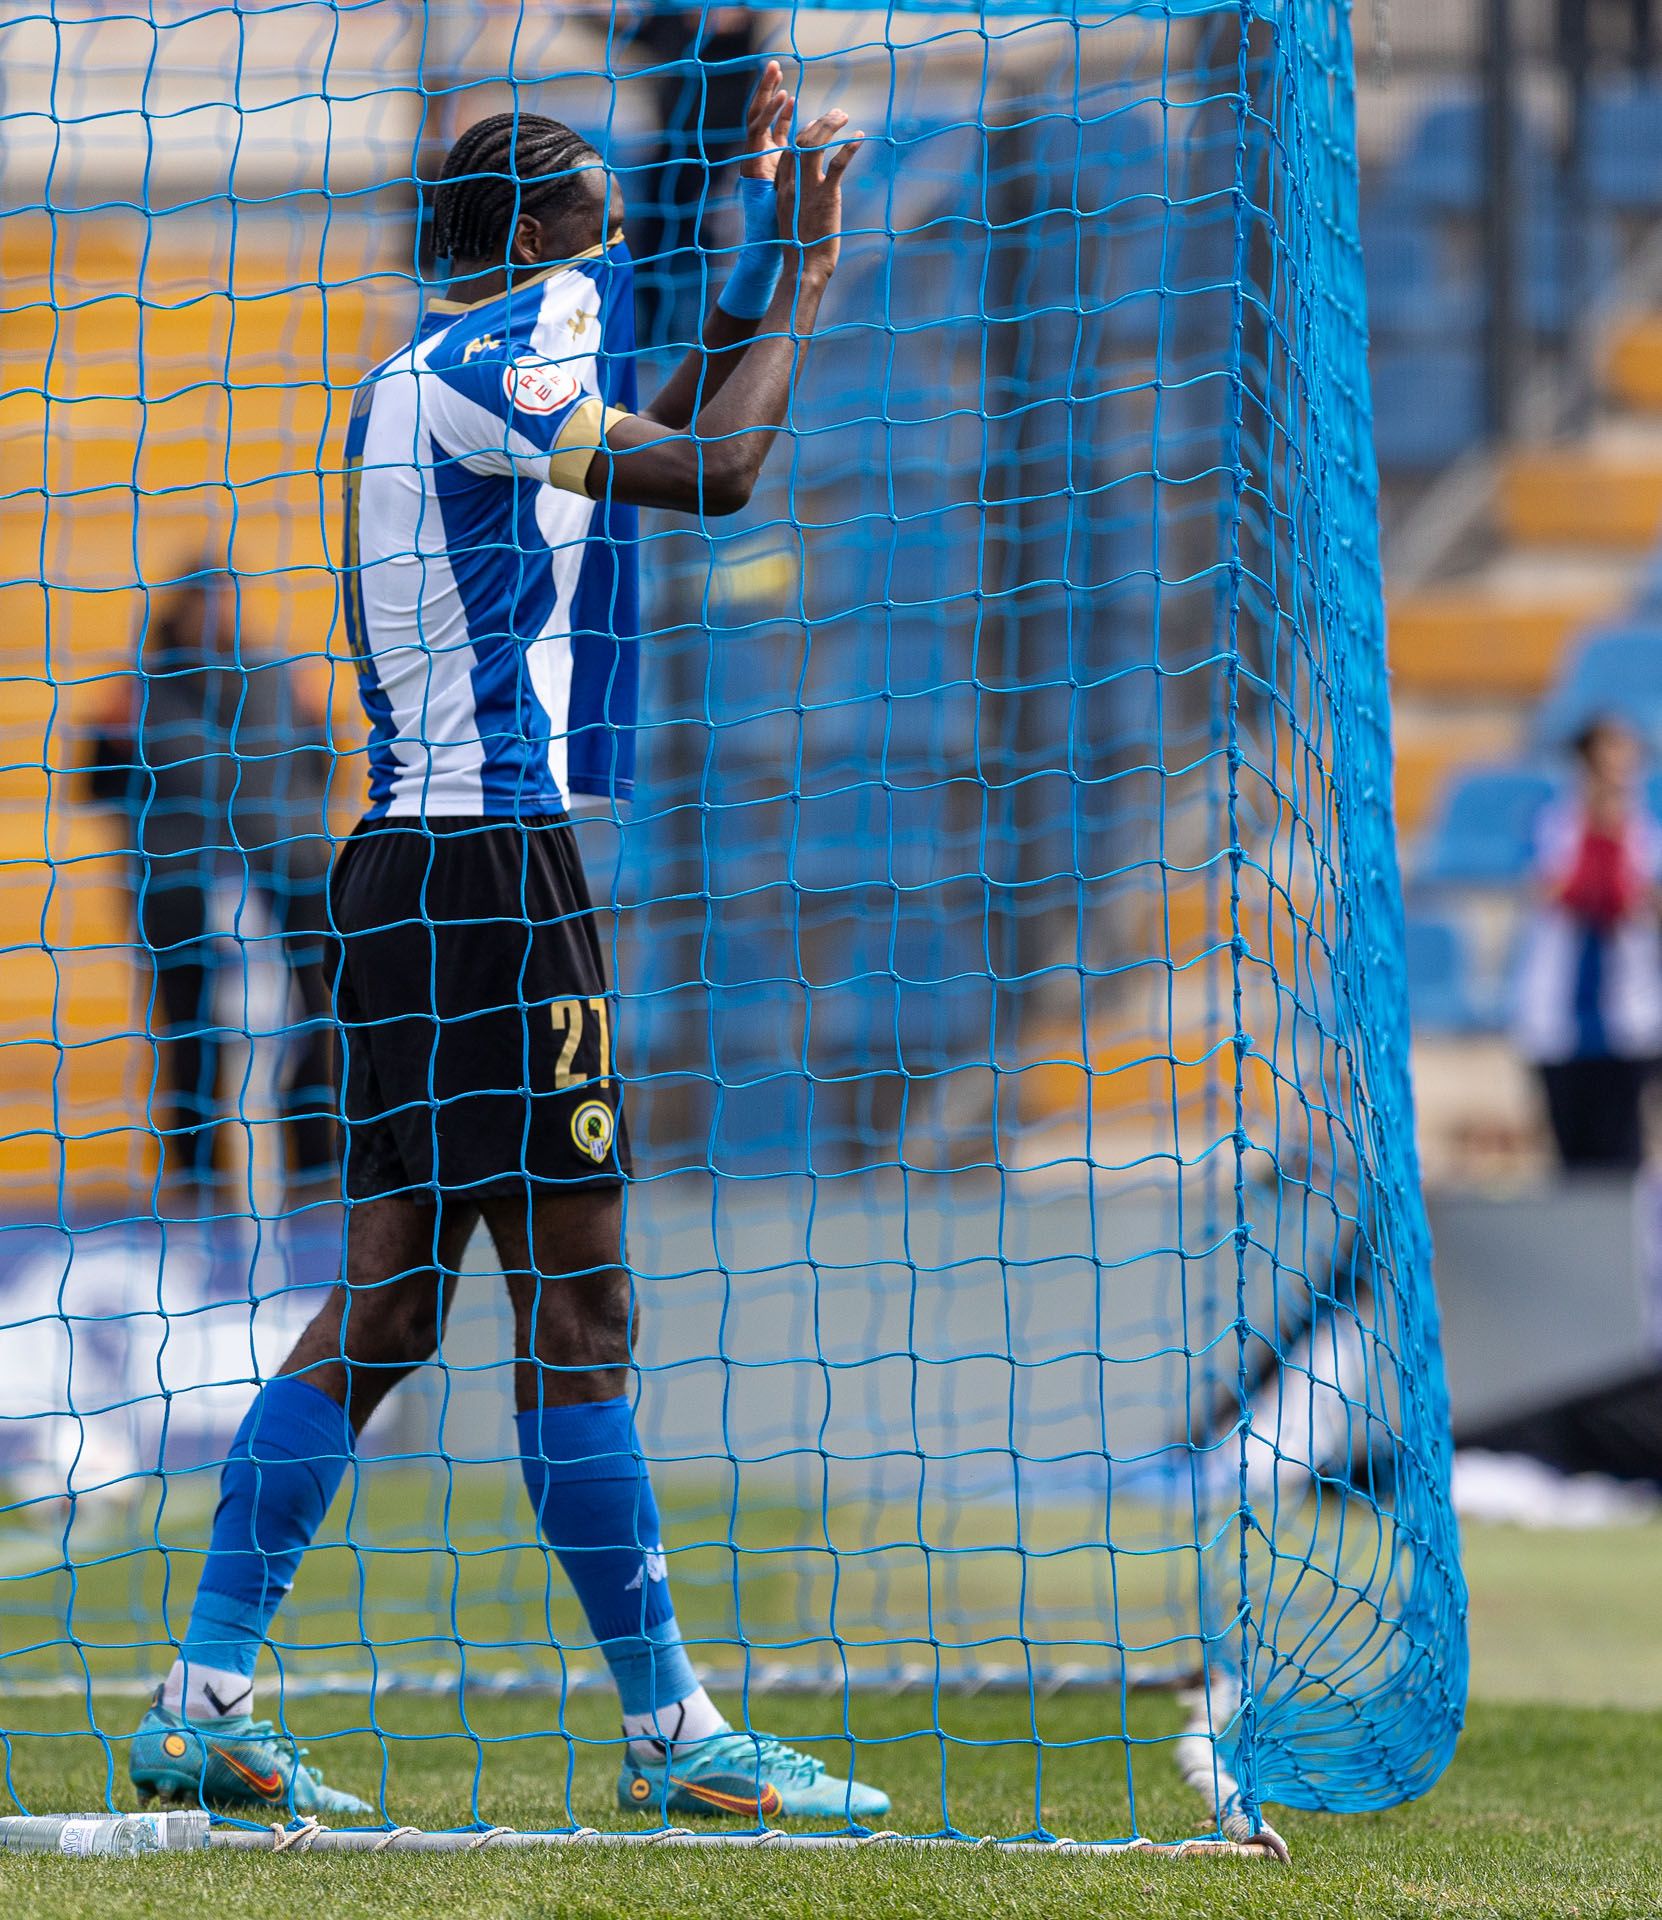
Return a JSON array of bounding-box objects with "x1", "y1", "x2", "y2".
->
[
  {"x1": 642, "y1": 60, "x2": 792, "y2": 434},
  {"x1": 581, "y1": 100, "x2": 860, "y2": 518}
]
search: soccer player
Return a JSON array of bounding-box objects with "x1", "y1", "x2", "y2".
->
[{"x1": 129, "y1": 66, "x2": 887, "y2": 1825}]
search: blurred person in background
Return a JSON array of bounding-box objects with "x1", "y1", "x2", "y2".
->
[
  {"x1": 1514, "y1": 716, "x2": 1662, "y2": 1172},
  {"x1": 629, "y1": 4, "x2": 760, "y2": 344},
  {"x1": 82, "y1": 564, "x2": 338, "y2": 1211}
]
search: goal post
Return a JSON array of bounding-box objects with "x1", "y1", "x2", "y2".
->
[{"x1": 0, "y1": 0, "x2": 1465, "y2": 1853}]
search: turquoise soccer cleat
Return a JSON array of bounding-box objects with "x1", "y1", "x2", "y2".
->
[
  {"x1": 129, "y1": 1696, "x2": 372, "y2": 1818},
  {"x1": 619, "y1": 1728, "x2": 890, "y2": 1823}
]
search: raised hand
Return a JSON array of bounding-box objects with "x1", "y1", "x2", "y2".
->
[
  {"x1": 740, "y1": 59, "x2": 791, "y2": 185},
  {"x1": 774, "y1": 101, "x2": 863, "y2": 278}
]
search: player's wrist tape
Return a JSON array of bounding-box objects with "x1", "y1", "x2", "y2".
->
[{"x1": 717, "y1": 175, "x2": 783, "y2": 319}]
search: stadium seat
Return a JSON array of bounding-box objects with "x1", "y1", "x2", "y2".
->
[
  {"x1": 705, "y1": 1066, "x2": 814, "y2": 1176},
  {"x1": 801, "y1": 892, "x2": 993, "y2": 1077},
  {"x1": 1535, "y1": 625, "x2": 1662, "y2": 748},
  {"x1": 1521, "y1": 196, "x2": 1619, "y2": 336},
  {"x1": 1607, "y1": 312, "x2": 1662, "y2": 412},
  {"x1": 1403, "y1": 912, "x2": 1495, "y2": 1033},
  {"x1": 837, "y1": 117, "x2": 987, "y2": 330},
  {"x1": 1498, "y1": 449, "x2": 1662, "y2": 549},
  {"x1": 1581, "y1": 81, "x2": 1662, "y2": 209},
  {"x1": 1363, "y1": 181, "x2": 1618, "y2": 344},
  {"x1": 1370, "y1": 346, "x2": 1485, "y2": 471},
  {"x1": 1414, "y1": 765, "x2": 1558, "y2": 885},
  {"x1": 1361, "y1": 204, "x2": 1473, "y2": 342},
  {"x1": 1388, "y1": 94, "x2": 1546, "y2": 212},
  {"x1": 1015, "y1": 106, "x2": 1236, "y2": 349}
]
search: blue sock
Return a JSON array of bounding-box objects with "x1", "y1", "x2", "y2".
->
[
  {"x1": 180, "y1": 1375, "x2": 355, "y2": 1680},
  {"x1": 517, "y1": 1398, "x2": 699, "y2": 1718}
]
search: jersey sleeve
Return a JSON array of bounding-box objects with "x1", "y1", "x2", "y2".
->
[{"x1": 421, "y1": 347, "x2": 594, "y2": 484}]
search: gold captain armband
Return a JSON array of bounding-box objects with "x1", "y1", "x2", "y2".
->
[{"x1": 547, "y1": 400, "x2": 635, "y2": 494}]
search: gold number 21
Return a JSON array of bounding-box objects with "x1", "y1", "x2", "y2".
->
[{"x1": 550, "y1": 996, "x2": 612, "y2": 1091}]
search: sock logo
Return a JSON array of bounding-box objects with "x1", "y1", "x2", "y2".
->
[{"x1": 624, "y1": 1547, "x2": 669, "y2": 1592}]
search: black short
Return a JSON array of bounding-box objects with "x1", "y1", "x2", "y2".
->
[{"x1": 328, "y1": 816, "x2": 630, "y2": 1201}]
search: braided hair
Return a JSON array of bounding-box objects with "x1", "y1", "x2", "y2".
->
[{"x1": 433, "y1": 113, "x2": 600, "y2": 265}]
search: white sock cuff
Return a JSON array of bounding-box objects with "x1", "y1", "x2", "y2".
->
[
  {"x1": 162, "y1": 1657, "x2": 254, "y2": 1723},
  {"x1": 622, "y1": 1685, "x2": 726, "y2": 1751}
]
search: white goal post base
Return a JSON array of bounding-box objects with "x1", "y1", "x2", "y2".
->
[
  {"x1": 216, "y1": 1820, "x2": 1292, "y2": 1860},
  {"x1": 0, "y1": 1811, "x2": 1286, "y2": 1861}
]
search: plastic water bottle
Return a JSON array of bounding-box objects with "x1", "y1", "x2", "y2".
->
[{"x1": 0, "y1": 1811, "x2": 211, "y2": 1855}]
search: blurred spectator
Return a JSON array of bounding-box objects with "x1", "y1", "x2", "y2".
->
[
  {"x1": 1558, "y1": 0, "x2": 1655, "y2": 72},
  {"x1": 629, "y1": 4, "x2": 760, "y2": 345},
  {"x1": 1514, "y1": 717, "x2": 1662, "y2": 1171},
  {"x1": 82, "y1": 566, "x2": 338, "y2": 1207}
]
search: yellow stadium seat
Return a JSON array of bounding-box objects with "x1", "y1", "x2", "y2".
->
[
  {"x1": 1388, "y1": 590, "x2": 1614, "y2": 697},
  {"x1": 1498, "y1": 453, "x2": 1662, "y2": 549},
  {"x1": 1605, "y1": 313, "x2": 1662, "y2": 413}
]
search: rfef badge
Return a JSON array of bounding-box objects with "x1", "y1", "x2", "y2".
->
[{"x1": 505, "y1": 357, "x2": 579, "y2": 416}]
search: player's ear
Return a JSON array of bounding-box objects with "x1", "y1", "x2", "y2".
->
[{"x1": 509, "y1": 210, "x2": 544, "y2": 266}]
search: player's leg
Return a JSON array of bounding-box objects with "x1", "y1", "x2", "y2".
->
[
  {"x1": 137, "y1": 856, "x2": 226, "y2": 1199},
  {"x1": 259, "y1": 851, "x2": 339, "y2": 1195},
  {"x1": 487, "y1": 1183, "x2": 890, "y2": 1824},
  {"x1": 486, "y1": 1187, "x2": 720, "y2": 1738},
  {"x1": 166, "y1": 1193, "x2": 468, "y2": 1706},
  {"x1": 131, "y1": 1194, "x2": 477, "y2": 1814}
]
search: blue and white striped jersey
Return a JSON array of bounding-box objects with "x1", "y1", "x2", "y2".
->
[{"x1": 339, "y1": 242, "x2": 640, "y2": 818}]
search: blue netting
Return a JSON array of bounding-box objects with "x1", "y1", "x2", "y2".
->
[{"x1": 0, "y1": 0, "x2": 1464, "y2": 1843}]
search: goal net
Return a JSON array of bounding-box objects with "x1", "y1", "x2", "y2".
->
[{"x1": 0, "y1": 0, "x2": 1465, "y2": 1847}]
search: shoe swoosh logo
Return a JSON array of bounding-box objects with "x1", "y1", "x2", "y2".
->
[
  {"x1": 676, "y1": 1779, "x2": 783, "y2": 1817},
  {"x1": 211, "y1": 1746, "x2": 285, "y2": 1800}
]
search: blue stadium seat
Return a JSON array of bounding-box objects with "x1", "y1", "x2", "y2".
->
[
  {"x1": 1520, "y1": 195, "x2": 1620, "y2": 335},
  {"x1": 1015, "y1": 106, "x2": 1236, "y2": 348},
  {"x1": 1535, "y1": 626, "x2": 1662, "y2": 748},
  {"x1": 1361, "y1": 204, "x2": 1473, "y2": 341},
  {"x1": 1370, "y1": 346, "x2": 1484, "y2": 471},
  {"x1": 802, "y1": 892, "x2": 993, "y2": 1075},
  {"x1": 836, "y1": 117, "x2": 988, "y2": 331},
  {"x1": 1403, "y1": 913, "x2": 1494, "y2": 1033},
  {"x1": 706, "y1": 1068, "x2": 814, "y2": 1176},
  {"x1": 1388, "y1": 94, "x2": 1546, "y2": 211},
  {"x1": 1415, "y1": 766, "x2": 1557, "y2": 885},
  {"x1": 1582, "y1": 82, "x2": 1662, "y2": 209},
  {"x1": 1362, "y1": 191, "x2": 1614, "y2": 341}
]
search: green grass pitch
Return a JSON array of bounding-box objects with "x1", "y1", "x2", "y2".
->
[{"x1": 5, "y1": 1525, "x2": 1662, "y2": 1918}]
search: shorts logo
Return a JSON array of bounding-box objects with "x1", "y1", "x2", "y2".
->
[
  {"x1": 572, "y1": 1099, "x2": 615, "y2": 1166},
  {"x1": 505, "y1": 356, "x2": 579, "y2": 416}
]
